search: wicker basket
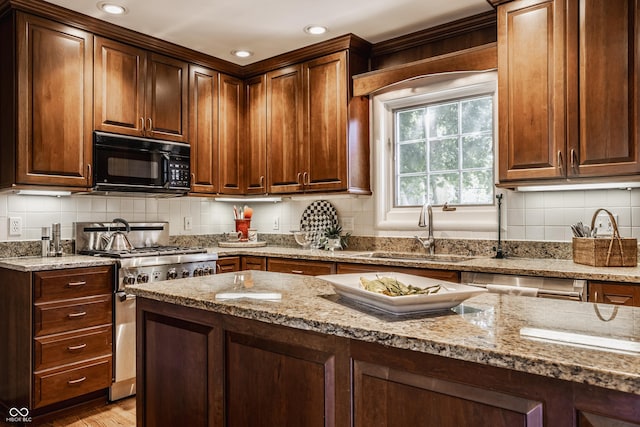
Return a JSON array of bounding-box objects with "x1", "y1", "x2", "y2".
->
[{"x1": 572, "y1": 208, "x2": 637, "y2": 267}]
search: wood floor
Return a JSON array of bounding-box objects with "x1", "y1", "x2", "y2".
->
[{"x1": 1, "y1": 398, "x2": 136, "y2": 427}]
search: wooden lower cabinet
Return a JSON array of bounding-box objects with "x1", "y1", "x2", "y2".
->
[
  {"x1": 589, "y1": 281, "x2": 640, "y2": 307},
  {"x1": 0, "y1": 265, "x2": 113, "y2": 418},
  {"x1": 137, "y1": 297, "x2": 640, "y2": 426},
  {"x1": 337, "y1": 262, "x2": 460, "y2": 282},
  {"x1": 241, "y1": 256, "x2": 266, "y2": 271},
  {"x1": 267, "y1": 258, "x2": 336, "y2": 275},
  {"x1": 216, "y1": 256, "x2": 240, "y2": 273}
]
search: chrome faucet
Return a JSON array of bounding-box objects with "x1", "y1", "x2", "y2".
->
[{"x1": 416, "y1": 203, "x2": 435, "y2": 255}]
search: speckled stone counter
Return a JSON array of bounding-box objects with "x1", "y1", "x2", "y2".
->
[
  {"x1": 0, "y1": 255, "x2": 115, "y2": 272},
  {"x1": 127, "y1": 270, "x2": 640, "y2": 395},
  {"x1": 212, "y1": 246, "x2": 640, "y2": 283}
]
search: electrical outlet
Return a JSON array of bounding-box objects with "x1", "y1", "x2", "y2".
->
[
  {"x1": 273, "y1": 216, "x2": 280, "y2": 230},
  {"x1": 341, "y1": 217, "x2": 354, "y2": 232},
  {"x1": 184, "y1": 216, "x2": 192, "y2": 231},
  {"x1": 594, "y1": 213, "x2": 618, "y2": 236},
  {"x1": 9, "y1": 217, "x2": 22, "y2": 236}
]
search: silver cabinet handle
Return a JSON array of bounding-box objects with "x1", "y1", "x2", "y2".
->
[
  {"x1": 67, "y1": 343, "x2": 87, "y2": 351},
  {"x1": 557, "y1": 151, "x2": 564, "y2": 174},
  {"x1": 67, "y1": 311, "x2": 87, "y2": 319},
  {"x1": 291, "y1": 270, "x2": 304, "y2": 274},
  {"x1": 67, "y1": 376, "x2": 87, "y2": 385},
  {"x1": 303, "y1": 172, "x2": 309, "y2": 186},
  {"x1": 147, "y1": 118, "x2": 153, "y2": 132},
  {"x1": 260, "y1": 175, "x2": 265, "y2": 187},
  {"x1": 140, "y1": 117, "x2": 145, "y2": 132},
  {"x1": 67, "y1": 281, "x2": 86, "y2": 288},
  {"x1": 297, "y1": 172, "x2": 302, "y2": 185}
]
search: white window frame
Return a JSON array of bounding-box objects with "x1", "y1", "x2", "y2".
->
[{"x1": 371, "y1": 71, "x2": 499, "y2": 233}]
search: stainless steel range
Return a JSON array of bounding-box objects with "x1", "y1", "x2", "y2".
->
[{"x1": 75, "y1": 221, "x2": 218, "y2": 401}]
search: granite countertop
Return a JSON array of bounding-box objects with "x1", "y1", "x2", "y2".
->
[
  {"x1": 212, "y1": 246, "x2": 640, "y2": 283},
  {"x1": 2, "y1": 243, "x2": 640, "y2": 283},
  {"x1": 0, "y1": 254, "x2": 116, "y2": 272},
  {"x1": 127, "y1": 270, "x2": 640, "y2": 395}
]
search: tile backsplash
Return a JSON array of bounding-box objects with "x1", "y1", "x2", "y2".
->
[{"x1": 0, "y1": 188, "x2": 638, "y2": 243}]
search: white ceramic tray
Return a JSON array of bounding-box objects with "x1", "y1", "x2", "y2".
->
[{"x1": 316, "y1": 272, "x2": 486, "y2": 315}]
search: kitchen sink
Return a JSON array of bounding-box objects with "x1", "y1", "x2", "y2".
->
[{"x1": 354, "y1": 252, "x2": 474, "y2": 263}]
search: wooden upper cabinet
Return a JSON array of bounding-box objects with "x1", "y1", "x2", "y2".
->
[
  {"x1": 244, "y1": 75, "x2": 268, "y2": 194},
  {"x1": 145, "y1": 53, "x2": 188, "y2": 142},
  {"x1": 266, "y1": 65, "x2": 304, "y2": 193},
  {"x1": 15, "y1": 12, "x2": 93, "y2": 187},
  {"x1": 94, "y1": 37, "x2": 188, "y2": 143},
  {"x1": 498, "y1": 0, "x2": 566, "y2": 182},
  {"x1": 189, "y1": 65, "x2": 219, "y2": 194},
  {"x1": 303, "y1": 51, "x2": 348, "y2": 192},
  {"x1": 218, "y1": 74, "x2": 244, "y2": 194},
  {"x1": 566, "y1": 0, "x2": 640, "y2": 178},
  {"x1": 94, "y1": 37, "x2": 145, "y2": 136}
]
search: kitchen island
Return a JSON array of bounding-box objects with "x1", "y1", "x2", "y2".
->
[{"x1": 128, "y1": 270, "x2": 640, "y2": 426}]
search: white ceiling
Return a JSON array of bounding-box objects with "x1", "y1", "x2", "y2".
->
[{"x1": 43, "y1": 0, "x2": 493, "y2": 65}]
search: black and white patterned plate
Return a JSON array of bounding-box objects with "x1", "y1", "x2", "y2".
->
[{"x1": 300, "y1": 200, "x2": 339, "y2": 248}]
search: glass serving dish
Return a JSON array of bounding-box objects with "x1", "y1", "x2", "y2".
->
[{"x1": 292, "y1": 230, "x2": 314, "y2": 250}]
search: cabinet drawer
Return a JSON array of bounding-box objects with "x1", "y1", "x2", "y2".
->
[
  {"x1": 267, "y1": 258, "x2": 336, "y2": 275},
  {"x1": 217, "y1": 256, "x2": 240, "y2": 273},
  {"x1": 34, "y1": 295, "x2": 112, "y2": 337},
  {"x1": 34, "y1": 266, "x2": 113, "y2": 303},
  {"x1": 33, "y1": 356, "x2": 112, "y2": 409},
  {"x1": 337, "y1": 263, "x2": 460, "y2": 283},
  {"x1": 34, "y1": 325, "x2": 112, "y2": 371}
]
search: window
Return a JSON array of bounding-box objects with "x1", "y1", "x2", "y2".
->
[
  {"x1": 395, "y1": 95, "x2": 494, "y2": 206},
  {"x1": 372, "y1": 71, "x2": 498, "y2": 233}
]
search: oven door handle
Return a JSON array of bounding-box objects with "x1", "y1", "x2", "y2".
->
[{"x1": 116, "y1": 291, "x2": 136, "y2": 302}]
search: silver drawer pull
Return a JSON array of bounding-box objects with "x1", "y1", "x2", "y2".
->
[
  {"x1": 291, "y1": 270, "x2": 304, "y2": 274},
  {"x1": 67, "y1": 281, "x2": 87, "y2": 287},
  {"x1": 67, "y1": 376, "x2": 86, "y2": 385},
  {"x1": 67, "y1": 343, "x2": 87, "y2": 351},
  {"x1": 67, "y1": 311, "x2": 87, "y2": 319}
]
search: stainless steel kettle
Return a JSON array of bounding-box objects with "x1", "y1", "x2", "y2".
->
[{"x1": 103, "y1": 218, "x2": 134, "y2": 252}]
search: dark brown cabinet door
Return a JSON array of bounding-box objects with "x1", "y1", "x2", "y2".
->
[
  {"x1": 266, "y1": 65, "x2": 304, "y2": 193},
  {"x1": 241, "y1": 256, "x2": 266, "y2": 271},
  {"x1": 146, "y1": 53, "x2": 188, "y2": 143},
  {"x1": 16, "y1": 13, "x2": 93, "y2": 187},
  {"x1": 566, "y1": 0, "x2": 640, "y2": 178},
  {"x1": 244, "y1": 75, "x2": 268, "y2": 194},
  {"x1": 218, "y1": 74, "x2": 244, "y2": 194},
  {"x1": 303, "y1": 51, "x2": 348, "y2": 192},
  {"x1": 498, "y1": 0, "x2": 566, "y2": 182},
  {"x1": 94, "y1": 36, "x2": 146, "y2": 137},
  {"x1": 189, "y1": 65, "x2": 218, "y2": 194},
  {"x1": 267, "y1": 258, "x2": 336, "y2": 275},
  {"x1": 589, "y1": 281, "x2": 640, "y2": 307},
  {"x1": 217, "y1": 256, "x2": 240, "y2": 273},
  {"x1": 94, "y1": 38, "x2": 188, "y2": 143}
]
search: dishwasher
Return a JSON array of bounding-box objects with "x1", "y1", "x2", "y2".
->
[{"x1": 461, "y1": 271, "x2": 587, "y2": 301}]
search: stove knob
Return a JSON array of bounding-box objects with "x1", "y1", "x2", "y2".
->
[
  {"x1": 182, "y1": 269, "x2": 190, "y2": 278},
  {"x1": 194, "y1": 267, "x2": 204, "y2": 277},
  {"x1": 137, "y1": 273, "x2": 150, "y2": 283},
  {"x1": 124, "y1": 274, "x2": 136, "y2": 285},
  {"x1": 203, "y1": 266, "x2": 213, "y2": 276},
  {"x1": 166, "y1": 268, "x2": 178, "y2": 280}
]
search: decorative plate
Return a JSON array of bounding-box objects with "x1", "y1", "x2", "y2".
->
[
  {"x1": 316, "y1": 272, "x2": 487, "y2": 315},
  {"x1": 299, "y1": 200, "x2": 339, "y2": 248}
]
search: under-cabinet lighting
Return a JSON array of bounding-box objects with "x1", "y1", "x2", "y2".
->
[
  {"x1": 97, "y1": 2, "x2": 127, "y2": 15},
  {"x1": 304, "y1": 25, "x2": 328, "y2": 35},
  {"x1": 215, "y1": 196, "x2": 282, "y2": 203},
  {"x1": 515, "y1": 182, "x2": 640, "y2": 192},
  {"x1": 15, "y1": 190, "x2": 72, "y2": 197}
]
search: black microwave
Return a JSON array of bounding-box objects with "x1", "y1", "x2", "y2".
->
[{"x1": 93, "y1": 131, "x2": 191, "y2": 195}]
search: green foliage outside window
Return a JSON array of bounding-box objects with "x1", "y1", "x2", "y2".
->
[{"x1": 395, "y1": 96, "x2": 494, "y2": 207}]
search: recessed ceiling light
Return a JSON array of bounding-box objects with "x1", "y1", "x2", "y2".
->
[
  {"x1": 304, "y1": 25, "x2": 328, "y2": 35},
  {"x1": 97, "y1": 2, "x2": 127, "y2": 15},
  {"x1": 231, "y1": 50, "x2": 253, "y2": 58}
]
